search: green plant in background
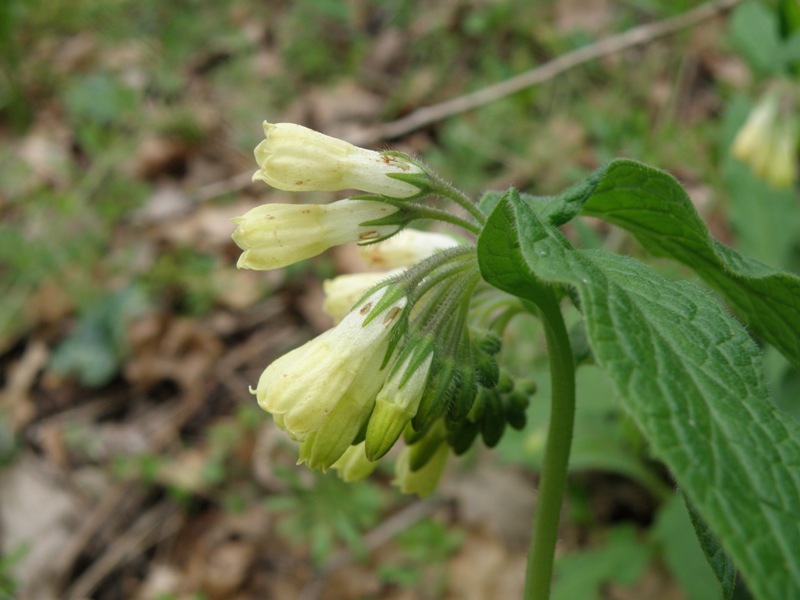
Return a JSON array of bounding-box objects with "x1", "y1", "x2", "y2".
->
[
  {"x1": 266, "y1": 467, "x2": 385, "y2": 566},
  {"x1": 377, "y1": 519, "x2": 463, "y2": 594},
  {"x1": 230, "y1": 118, "x2": 800, "y2": 600}
]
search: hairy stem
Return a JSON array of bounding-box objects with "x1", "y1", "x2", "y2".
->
[{"x1": 524, "y1": 289, "x2": 576, "y2": 600}]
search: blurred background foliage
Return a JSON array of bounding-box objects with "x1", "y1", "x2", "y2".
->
[{"x1": 1, "y1": 0, "x2": 798, "y2": 598}]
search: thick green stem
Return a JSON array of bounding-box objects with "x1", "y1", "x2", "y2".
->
[{"x1": 524, "y1": 288, "x2": 576, "y2": 600}]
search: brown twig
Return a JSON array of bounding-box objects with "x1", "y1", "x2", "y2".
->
[
  {"x1": 64, "y1": 500, "x2": 181, "y2": 600},
  {"x1": 348, "y1": 0, "x2": 743, "y2": 146}
]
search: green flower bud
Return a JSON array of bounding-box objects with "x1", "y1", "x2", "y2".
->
[
  {"x1": 480, "y1": 389, "x2": 506, "y2": 448},
  {"x1": 365, "y1": 348, "x2": 434, "y2": 461}
]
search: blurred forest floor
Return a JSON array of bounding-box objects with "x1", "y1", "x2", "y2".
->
[{"x1": 0, "y1": 0, "x2": 788, "y2": 599}]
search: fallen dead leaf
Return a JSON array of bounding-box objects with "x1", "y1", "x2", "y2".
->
[
  {"x1": 0, "y1": 339, "x2": 48, "y2": 430},
  {"x1": 0, "y1": 455, "x2": 80, "y2": 600},
  {"x1": 444, "y1": 530, "x2": 526, "y2": 600}
]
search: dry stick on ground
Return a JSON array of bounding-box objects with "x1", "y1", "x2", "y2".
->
[
  {"x1": 197, "y1": 0, "x2": 742, "y2": 203},
  {"x1": 64, "y1": 501, "x2": 182, "y2": 600},
  {"x1": 352, "y1": 0, "x2": 743, "y2": 146}
]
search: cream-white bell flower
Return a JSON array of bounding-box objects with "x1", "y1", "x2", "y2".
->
[
  {"x1": 253, "y1": 122, "x2": 426, "y2": 198},
  {"x1": 232, "y1": 199, "x2": 400, "y2": 270},
  {"x1": 254, "y1": 287, "x2": 407, "y2": 470},
  {"x1": 358, "y1": 229, "x2": 460, "y2": 269}
]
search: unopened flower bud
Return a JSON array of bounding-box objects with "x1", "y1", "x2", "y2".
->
[
  {"x1": 365, "y1": 349, "x2": 434, "y2": 460},
  {"x1": 253, "y1": 122, "x2": 427, "y2": 198}
]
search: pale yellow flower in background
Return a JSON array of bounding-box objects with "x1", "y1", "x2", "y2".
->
[
  {"x1": 768, "y1": 126, "x2": 798, "y2": 189},
  {"x1": 358, "y1": 229, "x2": 460, "y2": 269},
  {"x1": 732, "y1": 90, "x2": 798, "y2": 189},
  {"x1": 253, "y1": 122, "x2": 426, "y2": 198},
  {"x1": 232, "y1": 199, "x2": 400, "y2": 270},
  {"x1": 394, "y1": 442, "x2": 449, "y2": 498},
  {"x1": 732, "y1": 94, "x2": 778, "y2": 165},
  {"x1": 322, "y1": 269, "x2": 405, "y2": 323},
  {"x1": 331, "y1": 441, "x2": 380, "y2": 483}
]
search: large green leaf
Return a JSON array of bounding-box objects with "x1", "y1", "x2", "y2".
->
[
  {"x1": 477, "y1": 191, "x2": 800, "y2": 600},
  {"x1": 534, "y1": 159, "x2": 800, "y2": 370}
]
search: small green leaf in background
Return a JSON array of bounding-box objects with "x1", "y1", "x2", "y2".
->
[
  {"x1": 478, "y1": 191, "x2": 800, "y2": 600},
  {"x1": 49, "y1": 286, "x2": 149, "y2": 387},
  {"x1": 552, "y1": 526, "x2": 652, "y2": 600},
  {"x1": 729, "y1": 1, "x2": 784, "y2": 75}
]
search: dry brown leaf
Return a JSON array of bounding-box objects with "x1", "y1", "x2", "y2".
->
[
  {"x1": 440, "y1": 458, "x2": 537, "y2": 548},
  {"x1": 0, "y1": 339, "x2": 48, "y2": 430},
  {"x1": 0, "y1": 455, "x2": 81, "y2": 600},
  {"x1": 444, "y1": 530, "x2": 526, "y2": 600}
]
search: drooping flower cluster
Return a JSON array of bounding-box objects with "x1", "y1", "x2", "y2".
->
[
  {"x1": 232, "y1": 122, "x2": 534, "y2": 496},
  {"x1": 731, "y1": 83, "x2": 798, "y2": 189}
]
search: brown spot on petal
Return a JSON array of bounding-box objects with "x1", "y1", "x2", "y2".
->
[
  {"x1": 359, "y1": 230, "x2": 378, "y2": 241},
  {"x1": 383, "y1": 306, "x2": 402, "y2": 325},
  {"x1": 359, "y1": 302, "x2": 373, "y2": 315}
]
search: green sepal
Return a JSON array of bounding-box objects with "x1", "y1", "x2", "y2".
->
[
  {"x1": 384, "y1": 172, "x2": 435, "y2": 201},
  {"x1": 351, "y1": 409, "x2": 371, "y2": 445},
  {"x1": 412, "y1": 359, "x2": 457, "y2": 432},
  {"x1": 446, "y1": 338, "x2": 478, "y2": 422},
  {"x1": 474, "y1": 345, "x2": 500, "y2": 389},
  {"x1": 393, "y1": 336, "x2": 436, "y2": 388},
  {"x1": 408, "y1": 422, "x2": 447, "y2": 472},
  {"x1": 446, "y1": 419, "x2": 480, "y2": 455},
  {"x1": 473, "y1": 329, "x2": 502, "y2": 355}
]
